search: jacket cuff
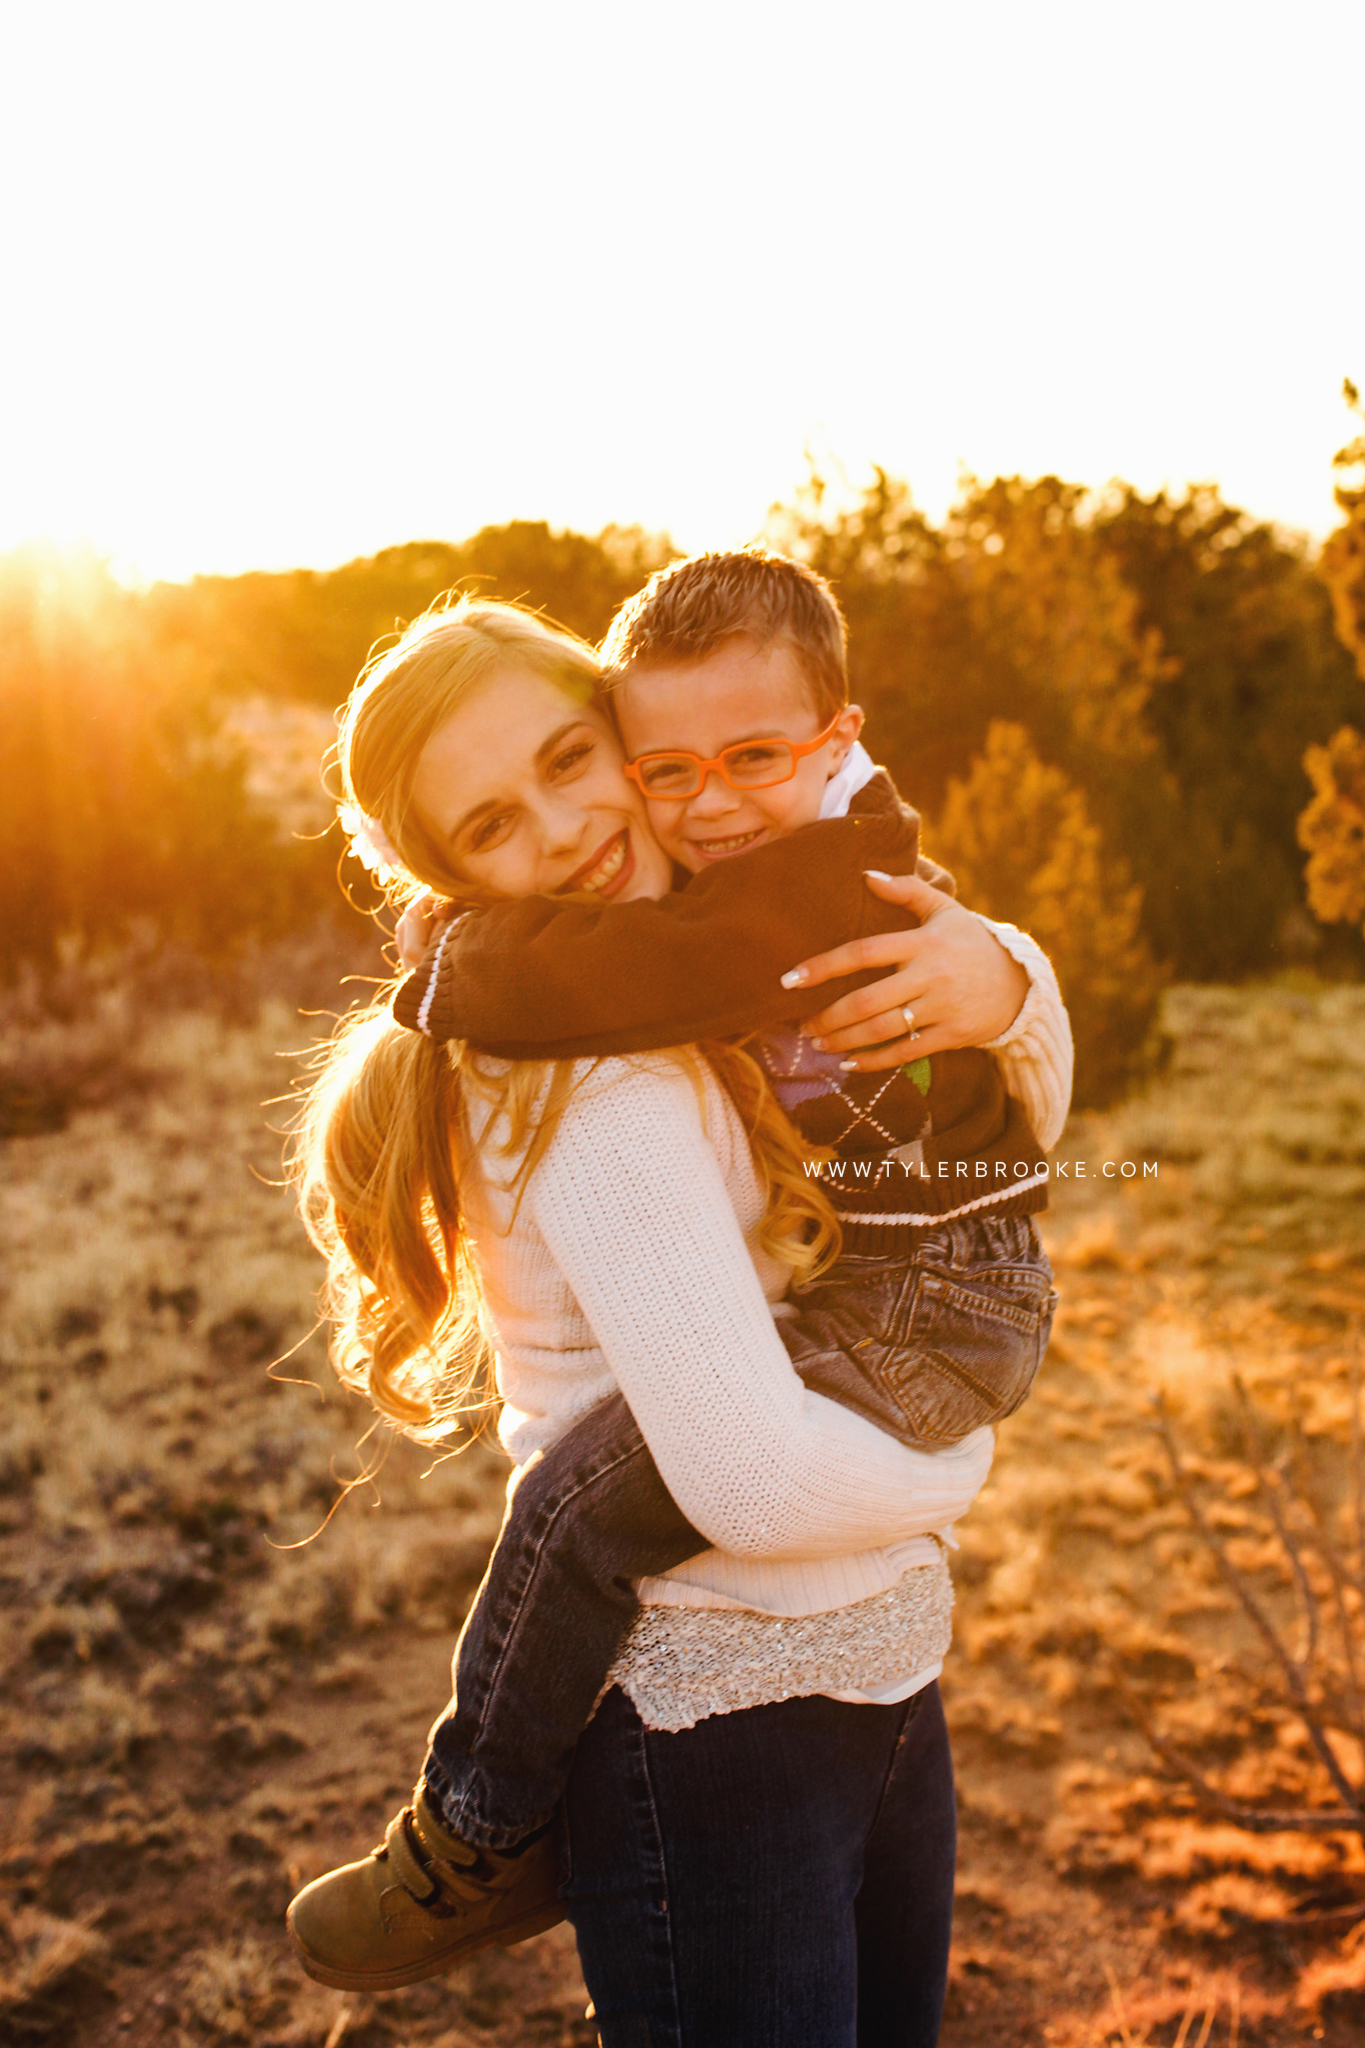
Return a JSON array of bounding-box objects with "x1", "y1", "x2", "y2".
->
[{"x1": 392, "y1": 918, "x2": 465, "y2": 1038}]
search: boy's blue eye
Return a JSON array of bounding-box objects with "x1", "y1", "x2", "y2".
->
[{"x1": 639, "y1": 757, "x2": 694, "y2": 794}]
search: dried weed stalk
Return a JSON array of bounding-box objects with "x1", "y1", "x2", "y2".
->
[{"x1": 1095, "y1": 1967, "x2": 1239, "y2": 2048}]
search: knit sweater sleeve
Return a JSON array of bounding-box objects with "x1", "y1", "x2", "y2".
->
[
  {"x1": 977, "y1": 920, "x2": 1074, "y2": 1151},
  {"x1": 526, "y1": 1060, "x2": 994, "y2": 1561}
]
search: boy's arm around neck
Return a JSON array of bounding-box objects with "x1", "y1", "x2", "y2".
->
[{"x1": 393, "y1": 802, "x2": 944, "y2": 1057}]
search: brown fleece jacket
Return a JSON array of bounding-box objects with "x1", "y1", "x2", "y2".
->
[
  {"x1": 392, "y1": 773, "x2": 1048, "y2": 1248},
  {"x1": 394, "y1": 774, "x2": 946, "y2": 1052}
]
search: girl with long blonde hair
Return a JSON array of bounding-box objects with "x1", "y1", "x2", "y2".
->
[
  {"x1": 285, "y1": 595, "x2": 1067, "y2": 2044},
  {"x1": 298, "y1": 599, "x2": 838, "y2": 1436}
]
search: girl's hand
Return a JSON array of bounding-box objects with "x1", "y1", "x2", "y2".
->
[
  {"x1": 780, "y1": 871, "x2": 1030, "y2": 1071},
  {"x1": 396, "y1": 889, "x2": 442, "y2": 973}
]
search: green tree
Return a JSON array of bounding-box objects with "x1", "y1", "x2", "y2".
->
[
  {"x1": 1094, "y1": 484, "x2": 1362, "y2": 977},
  {"x1": 1298, "y1": 383, "x2": 1365, "y2": 939},
  {"x1": 0, "y1": 546, "x2": 337, "y2": 967},
  {"x1": 769, "y1": 468, "x2": 1161, "y2": 820},
  {"x1": 774, "y1": 463, "x2": 1364, "y2": 983},
  {"x1": 1321, "y1": 381, "x2": 1365, "y2": 673},
  {"x1": 1298, "y1": 727, "x2": 1365, "y2": 936},
  {"x1": 0, "y1": 520, "x2": 676, "y2": 970},
  {"x1": 926, "y1": 721, "x2": 1164, "y2": 1107},
  {"x1": 142, "y1": 521, "x2": 675, "y2": 708}
]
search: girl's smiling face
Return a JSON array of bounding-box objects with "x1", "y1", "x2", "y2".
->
[{"x1": 408, "y1": 665, "x2": 674, "y2": 903}]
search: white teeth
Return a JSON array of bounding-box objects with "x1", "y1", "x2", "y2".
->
[
  {"x1": 580, "y1": 834, "x2": 627, "y2": 892},
  {"x1": 697, "y1": 831, "x2": 762, "y2": 855}
]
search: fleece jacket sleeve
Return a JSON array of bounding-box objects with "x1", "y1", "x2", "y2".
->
[{"x1": 393, "y1": 805, "x2": 934, "y2": 1056}]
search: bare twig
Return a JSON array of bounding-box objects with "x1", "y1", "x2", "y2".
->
[
  {"x1": 1152, "y1": 1395, "x2": 1363, "y2": 1819},
  {"x1": 1125, "y1": 1373, "x2": 1365, "y2": 1850},
  {"x1": 1232, "y1": 1377, "x2": 1320, "y2": 1669},
  {"x1": 1170, "y1": 1988, "x2": 1200, "y2": 2048},
  {"x1": 1353, "y1": 1335, "x2": 1365, "y2": 1578},
  {"x1": 1101, "y1": 1964, "x2": 1144, "y2": 2048},
  {"x1": 1259, "y1": 1459, "x2": 1320, "y2": 1670},
  {"x1": 1244, "y1": 1901, "x2": 1365, "y2": 1932},
  {"x1": 1295, "y1": 1483, "x2": 1365, "y2": 1745},
  {"x1": 1113, "y1": 1664, "x2": 1365, "y2": 1837},
  {"x1": 322, "y1": 1997, "x2": 373, "y2": 2048}
]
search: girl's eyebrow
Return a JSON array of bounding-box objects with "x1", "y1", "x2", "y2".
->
[
  {"x1": 446, "y1": 721, "x2": 596, "y2": 844},
  {"x1": 447, "y1": 795, "x2": 501, "y2": 845},
  {"x1": 534, "y1": 718, "x2": 594, "y2": 764}
]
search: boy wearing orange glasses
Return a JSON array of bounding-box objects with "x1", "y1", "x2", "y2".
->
[
  {"x1": 617, "y1": 632, "x2": 864, "y2": 866},
  {"x1": 289, "y1": 551, "x2": 1070, "y2": 1993}
]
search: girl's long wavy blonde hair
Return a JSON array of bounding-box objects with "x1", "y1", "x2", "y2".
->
[{"x1": 294, "y1": 596, "x2": 840, "y2": 1436}]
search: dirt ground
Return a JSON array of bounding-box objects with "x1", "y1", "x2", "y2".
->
[{"x1": 2, "y1": 976, "x2": 1364, "y2": 2046}]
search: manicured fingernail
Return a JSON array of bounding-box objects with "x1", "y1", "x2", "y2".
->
[
  {"x1": 863, "y1": 869, "x2": 892, "y2": 881},
  {"x1": 780, "y1": 968, "x2": 808, "y2": 988},
  {"x1": 839, "y1": 1059, "x2": 860, "y2": 1072},
  {"x1": 807, "y1": 1035, "x2": 826, "y2": 1052}
]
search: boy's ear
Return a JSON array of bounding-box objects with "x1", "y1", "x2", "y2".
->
[{"x1": 825, "y1": 704, "x2": 865, "y2": 774}]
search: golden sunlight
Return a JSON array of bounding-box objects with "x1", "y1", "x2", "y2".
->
[
  {"x1": 0, "y1": 4, "x2": 1359, "y2": 580},
  {"x1": 6, "y1": 13, "x2": 1365, "y2": 2044}
]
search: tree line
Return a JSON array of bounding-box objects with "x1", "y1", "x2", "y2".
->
[{"x1": 2, "y1": 428, "x2": 1362, "y2": 1105}]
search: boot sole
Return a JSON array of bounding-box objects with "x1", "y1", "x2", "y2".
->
[{"x1": 286, "y1": 1897, "x2": 567, "y2": 1992}]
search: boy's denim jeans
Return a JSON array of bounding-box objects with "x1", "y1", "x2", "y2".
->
[
  {"x1": 424, "y1": 1215, "x2": 1054, "y2": 1848},
  {"x1": 425, "y1": 1388, "x2": 699, "y2": 1849},
  {"x1": 778, "y1": 1213, "x2": 1055, "y2": 1446}
]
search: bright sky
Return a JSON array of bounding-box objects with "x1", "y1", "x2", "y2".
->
[{"x1": 2, "y1": 2, "x2": 1360, "y2": 583}]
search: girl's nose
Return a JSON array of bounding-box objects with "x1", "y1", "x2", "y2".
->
[{"x1": 532, "y1": 787, "x2": 590, "y2": 856}]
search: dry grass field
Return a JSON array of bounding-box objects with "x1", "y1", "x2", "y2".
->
[{"x1": 2, "y1": 968, "x2": 1365, "y2": 2046}]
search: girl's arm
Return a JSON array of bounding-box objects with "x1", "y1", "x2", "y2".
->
[{"x1": 528, "y1": 1059, "x2": 994, "y2": 1563}]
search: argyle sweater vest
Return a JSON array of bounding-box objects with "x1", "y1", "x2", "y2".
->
[{"x1": 756, "y1": 1021, "x2": 1046, "y2": 1254}]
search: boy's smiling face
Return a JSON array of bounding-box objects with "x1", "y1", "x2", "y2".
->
[{"x1": 614, "y1": 636, "x2": 863, "y2": 874}]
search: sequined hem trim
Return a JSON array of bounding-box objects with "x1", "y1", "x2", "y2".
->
[{"x1": 607, "y1": 1556, "x2": 954, "y2": 1734}]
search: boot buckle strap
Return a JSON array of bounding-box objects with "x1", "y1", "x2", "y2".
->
[{"x1": 383, "y1": 1810, "x2": 438, "y2": 1904}]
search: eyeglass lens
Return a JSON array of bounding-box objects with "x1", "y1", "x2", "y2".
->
[{"x1": 637, "y1": 741, "x2": 797, "y2": 796}]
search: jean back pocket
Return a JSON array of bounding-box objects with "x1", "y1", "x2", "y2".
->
[{"x1": 882, "y1": 1260, "x2": 1057, "y2": 1445}]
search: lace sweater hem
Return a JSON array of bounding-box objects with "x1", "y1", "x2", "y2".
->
[{"x1": 608, "y1": 1554, "x2": 954, "y2": 1733}]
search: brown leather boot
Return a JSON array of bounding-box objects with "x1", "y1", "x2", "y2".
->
[{"x1": 286, "y1": 1783, "x2": 564, "y2": 1991}]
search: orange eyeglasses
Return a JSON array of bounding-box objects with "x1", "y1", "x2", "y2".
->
[{"x1": 623, "y1": 712, "x2": 844, "y2": 800}]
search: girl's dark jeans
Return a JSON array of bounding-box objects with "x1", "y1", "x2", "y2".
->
[
  {"x1": 563, "y1": 1681, "x2": 956, "y2": 2048},
  {"x1": 424, "y1": 1215, "x2": 1053, "y2": 1848}
]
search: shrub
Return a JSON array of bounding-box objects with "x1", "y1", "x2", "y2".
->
[{"x1": 927, "y1": 720, "x2": 1164, "y2": 1106}]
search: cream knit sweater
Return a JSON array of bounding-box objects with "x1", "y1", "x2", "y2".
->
[{"x1": 458, "y1": 923, "x2": 1070, "y2": 1721}]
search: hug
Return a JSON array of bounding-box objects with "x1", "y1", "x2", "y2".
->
[{"x1": 287, "y1": 549, "x2": 1072, "y2": 2047}]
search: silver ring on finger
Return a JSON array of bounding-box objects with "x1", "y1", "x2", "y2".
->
[{"x1": 901, "y1": 1006, "x2": 915, "y2": 1033}]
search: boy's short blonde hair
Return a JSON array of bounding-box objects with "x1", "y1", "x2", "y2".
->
[{"x1": 600, "y1": 548, "x2": 849, "y2": 721}]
